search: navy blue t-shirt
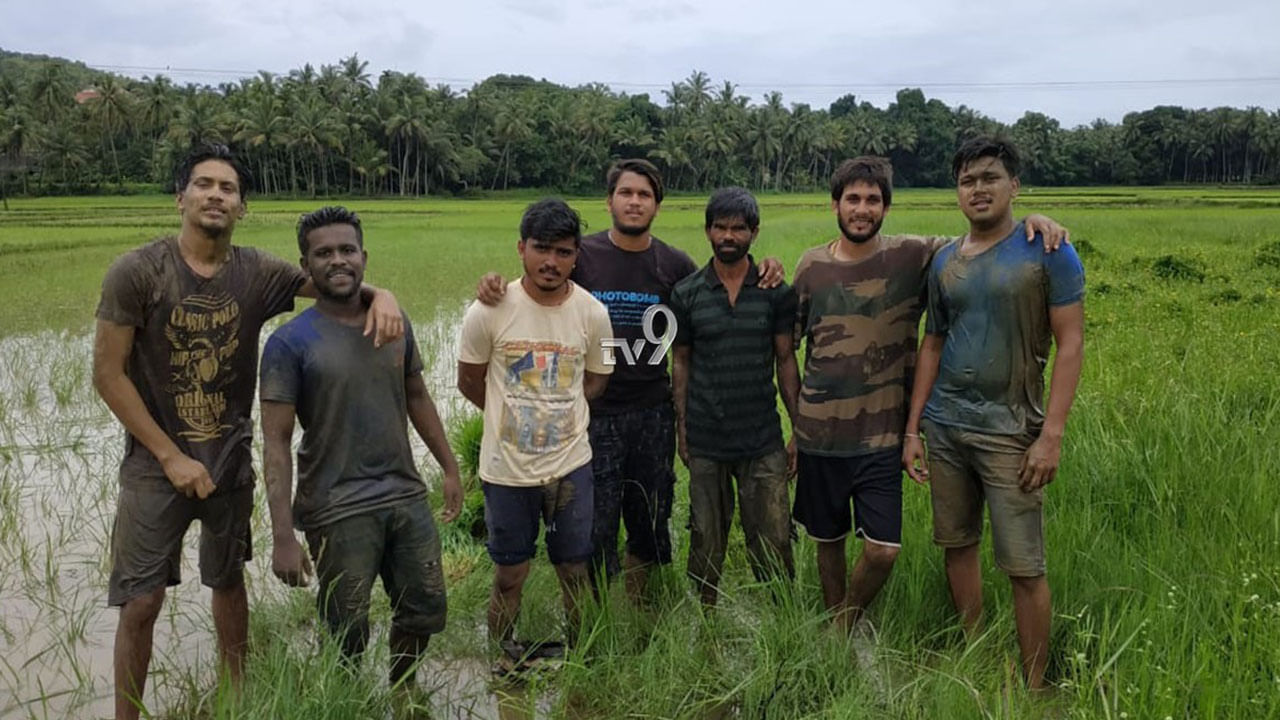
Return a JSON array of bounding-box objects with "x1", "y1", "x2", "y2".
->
[
  {"x1": 260, "y1": 308, "x2": 426, "y2": 530},
  {"x1": 923, "y1": 222, "x2": 1085, "y2": 435}
]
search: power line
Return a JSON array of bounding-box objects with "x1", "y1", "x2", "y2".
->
[{"x1": 85, "y1": 63, "x2": 1280, "y2": 94}]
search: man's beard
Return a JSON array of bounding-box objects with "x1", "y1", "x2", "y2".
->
[
  {"x1": 612, "y1": 213, "x2": 652, "y2": 237},
  {"x1": 838, "y1": 215, "x2": 883, "y2": 244}
]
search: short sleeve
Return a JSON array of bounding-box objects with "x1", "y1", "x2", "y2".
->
[
  {"x1": 923, "y1": 255, "x2": 950, "y2": 336},
  {"x1": 792, "y1": 257, "x2": 810, "y2": 350},
  {"x1": 1045, "y1": 245, "x2": 1086, "y2": 307},
  {"x1": 773, "y1": 284, "x2": 798, "y2": 336},
  {"x1": 458, "y1": 301, "x2": 492, "y2": 364},
  {"x1": 403, "y1": 314, "x2": 424, "y2": 376},
  {"x1": 96, "y1": 253, "x2": 149, "y2": 327},
  {"x1": 669, "y1": 282, "x2": 693, "y2": 347},
  {"x1": 259, "y1": 333, "x2": 302, "y2": 404},
  {"x1": 253, "y1": 249, "x2": 306, "y2": 320},
  {"x1": 585, "y1": 301, "x2": 615, "y2": 375}
]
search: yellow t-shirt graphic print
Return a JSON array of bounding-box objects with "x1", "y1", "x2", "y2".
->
[
  {"x1": 165, "y1": 292, "x2": 242, "y2": 442},
  {"x1": 460, "y1": 280, "x2": 613, "y2": 487}
]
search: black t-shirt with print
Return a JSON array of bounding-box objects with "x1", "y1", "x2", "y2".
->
[{"x1": 571, "y1": 231, "x2": 697, "y2": 414}]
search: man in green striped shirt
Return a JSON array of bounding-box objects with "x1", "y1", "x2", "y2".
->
[{"x1": 670, "y1": 187, "x2": 801, "y2": 607}]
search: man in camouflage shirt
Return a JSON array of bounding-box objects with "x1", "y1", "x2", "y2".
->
[{"x1": 793, "y1": 157, "x2": 1065, "y2": 634}]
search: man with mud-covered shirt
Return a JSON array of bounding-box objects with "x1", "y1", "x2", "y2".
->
[
  {"x1": 793, "y1": 156, "x2": 1066, "y2": 639},
  {"x1": 92, "y1": 144, "x2": 401, "y2": 720},
  {"x1": 476, "y1": 160, "x2": 785, "y2": 600}
]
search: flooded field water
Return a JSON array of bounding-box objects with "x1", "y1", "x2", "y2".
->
[{"x1": 0, "y1": 310, "x2": 514, "y2": 719}]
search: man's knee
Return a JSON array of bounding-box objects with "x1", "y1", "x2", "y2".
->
[
  {"x1": 862, "y1": 541, "x2": 900, "y2": 570},
  {"x1": 493, "y1": 563, "x2": 530, "y2": 595},
  {"x1": 119, "y1": 587, "x2": 166, "y2": 627}
]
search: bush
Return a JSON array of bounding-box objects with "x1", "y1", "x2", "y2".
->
[{"x1": 1151, "y1": 253, "x2": 1206, "y2": 282}]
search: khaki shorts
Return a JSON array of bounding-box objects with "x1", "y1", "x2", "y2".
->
[
  {"x1": 108, "y1": 482, "x2": 253, "y2": 606},
  {"x1": 922, "y1": 419, "x2": 1045, "y2": 577}
]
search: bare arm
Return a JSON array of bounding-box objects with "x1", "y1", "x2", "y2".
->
[
  {"x1": 583, "y1": 371, "x2": 610, "y2": 402},
  {"x1": 672, "y1": 344, "x2": 691, "y2": 467},
  {"x1": 902, "y1": 333, "x2": 945, "y2": 484},
  {"x1": 774, "y1": 332, "x2": 801, "y2": 476},
  {"x1": 457, "y1": 361, "x2": 488, "y2": 410},
  {"x1": 1022, "y1": 214, "x2": 1069, "y2": 253},
  {"x1": 261, "y1": 399, "x2": 311, "y2": 586},
  {"x1": 476, "y1": 272, "x2": 507, "y2": 306},
  {"x1": 92, "y1": 319, "x2": 215, "y2": 499},
  {"x1": 1018, "y1": 302, "x2": 1084, "y2": 491},
  {"x1": 406, "y1": 372, "x2": 463, "y2": 522}
]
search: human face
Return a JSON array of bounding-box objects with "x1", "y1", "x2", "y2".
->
[
  {"x1": 832, "y1": 179, "x2": 888, "y2": 244},
  {"x1": 956, "y1": 156, "x2": 1019, "y2": 227},
  {"x1": 176, "y1": 159, "x2": 245, "y2": 236},
  {"x1": 706, "y1": 215, "x2": 757, "y2": 265},
  {"x1": 519, "y1": 236, "x2": 578, "y2": 293},
  {"x1": 302, "y1": 224, "x2": 366, "y2": 301},
  {"x1": 606, "y1": 171, "x2": 659, "y2": 236}
]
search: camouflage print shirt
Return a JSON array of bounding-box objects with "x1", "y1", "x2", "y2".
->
[{"x1": 793, "y1": 234, "x2": 950, "y2": 456}]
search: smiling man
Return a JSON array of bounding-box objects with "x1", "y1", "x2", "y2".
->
[
  {"x1": 259, "y1": 206, "x2": 462, "y2": 698},
  {"x1": 670, "y1": 187, "x2": 800, "y2": 607},
  {"x1": 457, "y1": 198, "x2": 613, "y2": 658},
  {"x1": 93, "y1": 144, "x2": 402, "y2": 720},
  {"x1": 903, "y1": 137, "x2": 1085, "y2": 689},
  {"x1": 792, "y1": 156, "x2": 1067, "y2": 639}
]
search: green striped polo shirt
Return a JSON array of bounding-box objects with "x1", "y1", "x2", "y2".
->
[{"x1": 670, "y1": 259, "x2": 797, "y2": 461}]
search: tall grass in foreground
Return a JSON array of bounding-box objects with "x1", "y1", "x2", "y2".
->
[{"x1": 0, "y1": 192, "x2": 1277, "y2": 718}]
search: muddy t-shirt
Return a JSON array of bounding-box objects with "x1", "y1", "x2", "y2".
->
[
  {"x1": 923, "y1": 222, "x2": 1086, "y2": 435},
  {"x1": 96, "y1": 236, "x2": 305, "y2": 491},
  {"x1": 259, "y1": 308, "x2": 426, "y2": 531},
  {"x1": 572, "y1": 231, "x2": 697, "y2": 414},
  {"x1": 793, "y1": 235, "x2": 949, "y2": 456}
]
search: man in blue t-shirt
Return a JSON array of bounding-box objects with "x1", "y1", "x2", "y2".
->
[
  {"x1": 259, "y1": 207, "x2": 462, "y2": 696},
  {"x1": 903, "y1": 137, "x2": 1085, "y2": 690}
]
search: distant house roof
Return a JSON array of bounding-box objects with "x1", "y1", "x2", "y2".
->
[{"x1": 74, "y1": 88, "x2": 100, "y2": 104}]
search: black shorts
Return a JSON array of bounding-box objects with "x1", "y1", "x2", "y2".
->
[
  {"x1": 793, "y1": 449, "x2": 903, "y2": 546},
  {"x1": 483, "y1": 463, "x2": 594, "y2": 566}
]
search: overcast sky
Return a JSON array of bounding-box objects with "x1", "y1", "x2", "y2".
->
[{"x1": 5, "y1": 0, "x2": 1279, "y2": 127}]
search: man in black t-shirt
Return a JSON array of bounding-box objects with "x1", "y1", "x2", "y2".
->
[
  {"x1": 94, "y1": 145, "x2": 402, "y2": 720},
  {"x1": 477, "y1": 160, "x2": 785, "y2": 600}
]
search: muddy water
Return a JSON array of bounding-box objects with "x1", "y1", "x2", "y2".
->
[{"x1": 0, "y1": 310, "x2": 517, "y2": 719}]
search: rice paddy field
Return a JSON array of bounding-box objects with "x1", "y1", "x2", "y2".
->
[{"x1": 0, "y1": 187, "x2": 1278, "y2": 719}]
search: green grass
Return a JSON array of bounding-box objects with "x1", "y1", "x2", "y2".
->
[{"x1": 1, "y1": 189, "x2": 1278, "y2": 718}]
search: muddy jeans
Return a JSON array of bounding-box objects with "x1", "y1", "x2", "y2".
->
[
  {"x1": 686, "y1": 448, "x2": 794, "y2": 593},
  {"x1": 304, "y1": 498, "x2": 447, "y2": 658}
]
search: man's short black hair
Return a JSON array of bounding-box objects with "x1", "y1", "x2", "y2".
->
[
  {"x1": 830, "y1": 156, "x2": 893, "y2": 207},
  {"x1": 952, "y1": 135, "x2": 1022, "y2": 180},
  {"x1": 520, "y1": 198, "x2": 582, "y2": 246},
  {"x1": 297, "y1": 206, "x2": 363, "y2": 255},
  {"x1": 704, "y1": 187, "x2": 760, "y2": 230},
  {"x1": 606, "y1": 159, "x2": 665, "y2": 205},
  {"x1": 174, "y1": 143, "x2": 252, "y2": 200}
]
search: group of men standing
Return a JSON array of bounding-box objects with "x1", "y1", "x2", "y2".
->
[{"x1": 94, "y1": 137, "x2": 1082, "y2": 718}]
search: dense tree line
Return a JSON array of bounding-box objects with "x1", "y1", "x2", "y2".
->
[{"x1": 2, "y1": 50, "x2": 1279, "y2": 198}]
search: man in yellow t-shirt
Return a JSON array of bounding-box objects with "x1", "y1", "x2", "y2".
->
[{"x1": 457, "y1": 198, "x2": 613, "y2": 657}]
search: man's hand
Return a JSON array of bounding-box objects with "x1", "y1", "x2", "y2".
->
[
  {"x1": 162, "y1": 453, "x2": 216, "y2": 499},
  {"x1": 440, "y1": 473, "x2": 463, "y2": 523},
  {"x1": 272, "y1": 534, "x2": 313, "y2": 587},
  {"x1": 786, "y1": 437, "x2": 797, "y2": 478},
  {"x1": 902, "y1": 435, "x2": 929, "y2": 485},
  {"x1": 1018, "y1": 432, "x2": 1062, "y2": 492},
  {"x1": 364, "y1": 288, "x2": 404, "y2": 348},
  {"x1": 477, "y1": 273, "x2": 506, "y2": 306},
  {"x1": 677, "y1": 424, "x2": 690, "y2": 469},
  {"x1": 1024, "y1": 214, "x2": 1070, "y2": 253},
  {"x1": 757, "y1": 257, "x2": 787, "y2": 289}
]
